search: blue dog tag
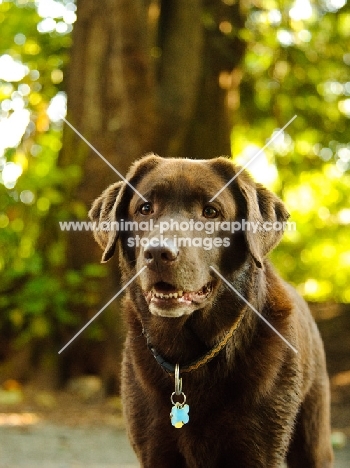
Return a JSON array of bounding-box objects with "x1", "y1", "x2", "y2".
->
[{"x1": 170, "y1": 402, "x2": 189, "y2": 428}]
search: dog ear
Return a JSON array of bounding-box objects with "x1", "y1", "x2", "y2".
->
[
  {"x1": 236, "y1": 174, "x2": 290, "y2": 268},
  {"x1": 208, "y1": 156, "x2": 289, "y2": 268},
  {"x1": 89, "y1": 153, "x2": 162, "y2": 263},
  {"x1": 88, "y1": 182, "x2": 124, "y2": 263}
]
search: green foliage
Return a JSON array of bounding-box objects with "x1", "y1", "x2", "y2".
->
[
  {"x1": 230, "y1": 0, "x2": 350, "y2": 302},
  {"x1": 0, "y1": 0, "x2": 105, "y2": 346}
]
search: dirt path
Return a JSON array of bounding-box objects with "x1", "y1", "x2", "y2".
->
[
  {"x1": 0, "y1": 422, "x2": 349, "y2": 468},
  {"x1": 0, "y1": 387, "x2": 138, "y2": 468},
  {"x1": 0, "y1": 424, "x2": 138, "y2": 468},
  {"x1": 0, "y1": 392, "x2": 349, "y2": 468}
]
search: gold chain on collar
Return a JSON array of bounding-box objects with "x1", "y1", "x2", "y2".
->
[{"x1": 143, "y1": 311, "x2": 245, "y2": 375}]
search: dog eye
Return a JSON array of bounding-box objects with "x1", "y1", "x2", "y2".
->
[
  {"x1": 203, "y1": 205, "x2": 219, "y2": 219},
  {"x1": 139, "y1": 202, "x2": 154, "y2": 215}
]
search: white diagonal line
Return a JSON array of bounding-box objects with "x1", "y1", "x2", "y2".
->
[
  {"x1": 209, "y1": 115, "x2": 297, "y2": 202},
  {"x1": 210, "y1": 266, "x2": 298, "y2": 354},
  {"x1": 58, "y1": 266, "x2": 147, "y2": 354},
  {"x1": 60, "y1": 115, "x2": 147, "y2": 202}
]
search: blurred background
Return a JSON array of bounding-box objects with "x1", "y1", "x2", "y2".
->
[{"x1": 0, "y1": 0, "x2": 350, "y2": 465}]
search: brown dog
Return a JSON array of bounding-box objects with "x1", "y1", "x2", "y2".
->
[{"x1": 89, "y1": 154, "x2": 333, "y2": 468}]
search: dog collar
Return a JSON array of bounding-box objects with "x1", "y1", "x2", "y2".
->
[
  {"x1": 142, "y1": 311, "x2": 245, "y2": 376},
  {"x1": 142, "y1": 313, "x2": 244, "y2": 429}
]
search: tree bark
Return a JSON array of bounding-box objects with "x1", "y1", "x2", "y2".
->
[
  {"x1": 62, "y1": 0, "x2": 155, "y2": 188},
  {"x1": 59, "y1": 0, "x2": 155, "y2": 390},
  {"x1": 154, "y1": 0, "x2": 204, "y2": 157},
  {"x1": 183, "y1": 0, "x2": 247, "y2": 159},
  {"x1": 153, "y1": 0, "x2": 246, "y2": 159}
]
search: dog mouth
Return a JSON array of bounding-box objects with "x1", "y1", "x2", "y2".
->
[{"x1": 144, "y1": 281, "x2": 214, "y2": 307}]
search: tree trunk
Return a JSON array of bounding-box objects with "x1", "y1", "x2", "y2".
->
[
  {"x1": 59, "y1": 0, "x2": 156, "y2": 391},
  {"x1": 183, "y1": 0, "x2": 247, "y2": 159},
  {"x1": 155, "y1": 0, "x2": 246, "y2": 159},
  {"x1": 59, "y1": 0, "x2": 247, "y2": 390},
  {"x1": 153, "y1": 0, "x2": 204, "y2": 157}
]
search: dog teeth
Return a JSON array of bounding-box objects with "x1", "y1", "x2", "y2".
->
[{"x1": 152, "y1": 290, "x2": 184, "y2": 299}]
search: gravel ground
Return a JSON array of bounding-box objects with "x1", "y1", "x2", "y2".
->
[
  {"x1": 0, "y1": 422, "x2": 349, "y2": 468},
  {"x1": 0, "y1": 384, "x2": 349, "y2": 467},
  {"x1": 0, "y1": 424, "x2": 138, "y2": 468}
]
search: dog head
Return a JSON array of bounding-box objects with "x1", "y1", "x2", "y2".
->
[{"x1": 89, "y1": 154, "x2": 289, "y2": 318}]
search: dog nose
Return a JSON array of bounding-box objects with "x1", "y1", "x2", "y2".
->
[{"x1": 144, "y1": 239, "x2": 179, "y2": 265}]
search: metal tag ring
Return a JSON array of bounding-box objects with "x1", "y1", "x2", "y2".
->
[
  {"x1": 175, "y1": 363, "x2": 182, "y2": 395},
  {"x1": 171, "y1": 391, "x2": 186, "y2": 406}
]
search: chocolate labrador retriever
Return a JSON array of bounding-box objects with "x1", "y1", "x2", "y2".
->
[{"x1": 89, "y1": 154, "x2": 333, "y2": 468}]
